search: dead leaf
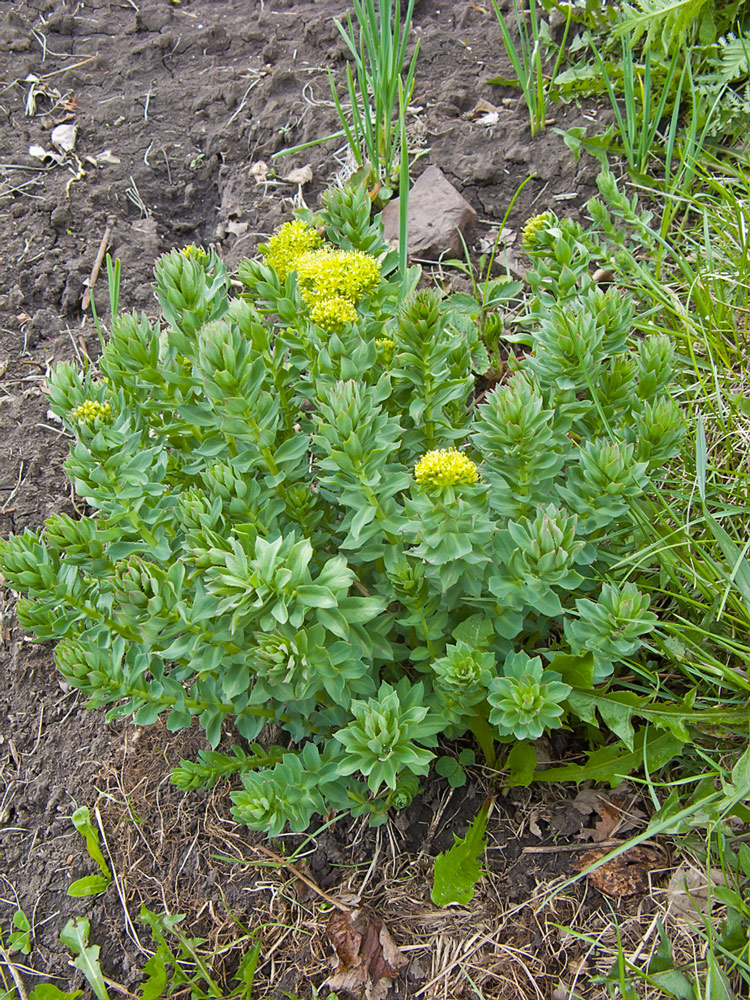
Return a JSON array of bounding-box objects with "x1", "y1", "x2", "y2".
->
[
  {"x1": 326, "y1": 909, "x2": 407, "y2": 1000},
  {"x1": 86, "y1": 149, "x2": 120, "y2": 167},
  {"x1": 249, "y1": 160, "x2": 269, "y2": 183},
  {"x1": 477, "y1": 226, "x2": 516, "y2": 255},
  {"x1": 592, "y1": 800, "x2": 622, "y2": 842},
  {"x1": 572, "y1": 787, "x2": 644, "y2": 842},
  {"x1": 571, "y1": 788, "x2": 602, "y2": 816},
  {"x1": 528, "y1": 808, "x2": 543, "y2": 839},
  {"x1": 463, "y1": 98, "x2": 503, "y2": 121},
  {"x1": 282, "y1": 163, "x2": 313, "y2": 186},
  {"x1": 667, "y1": 862, "x2": 728, "y2": 925},
  {"x1": 226, "y1": 220, "x2": 249, "y2": 237},
  {"x1": 51, "y1": 123, "x2": 78, "y2": 153},
  {"x1": 578, "y1": 845, "x2": 664, "y2": 898}
]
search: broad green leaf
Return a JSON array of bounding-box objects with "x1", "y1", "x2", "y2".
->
[
  {"x1": 8, "y1": 907, "x2": 32, "y2": 955},
  {"x1": 68, "y1": 874, "x2": 112, "y2": 898},
  {"x1": 60, "y1": 918, "x2": 109, "y2": 1000},
  {"x1": 434, "y1": 756, "x2": 467, "y2": 788},
  {"x1": 452, "y1": 614, "x2": 494, "y2": 649},
  {"x1": 566, "y1": 688, "x2": 704, "y2": 746},
  {"x1": 71, "y1": 806, "x2": 111, "y2": 881},
  {"x1": 447, "y1": 292, "x2": 483, "y2": 314},
  {"x1": 615, "y1": 0, "x2": 712, "y2": 53},
  {"x1": 139, "y1": 951, "x2": 168, "y2": 1000},
  {"x1": 236, "y1": 938, "x2": 262, "y2": 997},
  {"x1": 31, "y1": 987, "x2": 83, "y2": 1000},
  {"x1": 706, "y1": 959, "x2": 738, "y2": 1000},
  {"x1": 548, "y1": 651, "x2": 595, "y2": 689},
  {"x1": 650, "y1": 970, "x2": 696, "y2": 1000},
  {"x1": 535, "y1": 729, "x2": 684, "y2": 787},
  {"x1": 505, "y1": 740, "x2": 537, "y2": 787},
  {"x1": 431, "y1": 800, "x2": 489, "y2": 906}
]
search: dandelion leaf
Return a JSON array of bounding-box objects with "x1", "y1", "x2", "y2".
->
[
  {"x1": 615, "y1": 0, "x2": 711, "y2": 52},
  {"x1": 431, "y1": 801, "x2": 489, "y2": 906}
]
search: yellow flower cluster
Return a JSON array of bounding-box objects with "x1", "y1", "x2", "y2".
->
[
  {"x1": 295, "y1": 248, "x2": 381, "y2": 305},
  {"x1": 180, "y1": 244, "x2": 210, "y2": 263},
  {"x1": 72, "y1": 399, "x2": 112, "y2": 423},
  {"x1": 375, "y1": 337, "x2": 397, "y2": 365},
  {"x1": 261, "y1": 220, "x2": 381, "y2": 331},
  {"x1": 521, "y1": 211, "x2": 556, "y2": 250},
  {"x1": 310, "y1": 296, "x2": 359, "y2": 332},
  {"x1": 414, "y1": 448, "x2": 479, "y2": 489},
  {"x1": 262, "y1": 220, "x2": 323, "y2": 281}
]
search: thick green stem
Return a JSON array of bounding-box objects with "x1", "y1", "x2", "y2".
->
[{"x1": 469, "y1": 708, "x2": 497, "y2": 768}]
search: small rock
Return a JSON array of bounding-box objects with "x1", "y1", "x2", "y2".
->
[
  {"x1": 262, "y1": 41, "x2": 279, "y2": 63},
  {"x1": 9, "y1": 35, "x2": 31, "y2": 52},
  {"x1": 61, "y1": 272, "x2": 83, "y2": 316},
  {"x1": 197, "y1": 24, "x2": 230, "y2": 54},
  {"x1": 135, "y1": 7, "x2": 172, "y2": 32},
  {"x1": 45, "y1": 11, "x2": 75, "y2": 34},
  {"x1": 31, "y1": 307, "x2": 57, "y2": 337},
  {"x1": 130, "y1": 216, "x2": 161, "y2": 259},
  {"x1": 8, "y1": 284, "x2": 25, "y2": 311},
  {"x1": 382, "y1": 164, "x2": 477, "y2": 258},
  {"x1": 133, "y1": 282, "x2": 155, "y2": 307},
  {"x1": 50, "y1": 204, "x2": 72, "y2": 229}
]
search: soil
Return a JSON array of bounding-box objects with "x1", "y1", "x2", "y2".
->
[{"x1": 0, "y1": 1, "x2": 655, "y2": 997}]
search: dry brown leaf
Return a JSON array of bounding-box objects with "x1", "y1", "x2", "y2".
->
[
  {"x1": 592, "y1": 800, "x2": 621, "y2": 842},
  {"x1": 248, "y1": 160, "x2": 269, "y2": 183},
  {"x1": 667, "y1": 862, "x2": 728, "y2": 925},
  {"x1": 571, "y1": 788, "x2": 602, "y2": 816},
  {"x1": 326, "y1": 908, "x2": 407, "y2": 1000},
  {"x1": 282, "y1": 163, "x2": 313, "y2": 186},
  {"x1": 528, "y1": 808, "x2": 543, "y2": 839},
  {"x1": 463, "y1": 98, "x2": 503, "y2": 120},
  {"x1": 578, "y1": 845, "x2": 664, "y2": 898},
  {"x1": 571, "y1": 787, "x2": 644, "y2": 842}
]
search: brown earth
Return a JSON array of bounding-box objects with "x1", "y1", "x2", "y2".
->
[{"x1": 0, "y1": 1, "x2": 658, "y2": 997}]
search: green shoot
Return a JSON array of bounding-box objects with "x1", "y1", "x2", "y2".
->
[
  {"x1": 490, "y1": 0, "x2": 572, "y2": 138},
  {"x1": 67, "y1": 806, "x2": 112, "y2": 898},
  {"x1": 329, "y1": 0, "x2": 420, "y2": 197},
  {"x1": 590, "y1": 30, "x2": 683, "y2": 177}
]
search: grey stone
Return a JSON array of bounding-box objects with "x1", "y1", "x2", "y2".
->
[
  {"x1": 382, "y1": 165, "x2": 477, "y2": 259},
  {"x1": 61, "y1": 273, "x2": 83, "y2": 316},
  {"x1": 50, "y1": 205, "x2": 72, "y2": 230}
]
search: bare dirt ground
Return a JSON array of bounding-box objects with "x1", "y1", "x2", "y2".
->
[{"x1": 0, "y1": 1, "x2": 668, "y2": 996}]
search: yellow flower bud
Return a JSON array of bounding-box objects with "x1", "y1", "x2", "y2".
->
[
  {"x1": 180, "y1": 244, "x2": 210, "y2": 264},
  {"x1": 414, "y1": 448, "x2": 479, "y2": 488},
  {"x1": 521, "y1": 211, "x2": 556, "y2": 250},
  {"x1": 72, "y1": 399, "x2": 113, "y2": 424}
]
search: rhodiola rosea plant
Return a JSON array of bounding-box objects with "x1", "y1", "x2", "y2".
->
[{"x1": 0, "y1": 181, "x2": 689, "y2": 834}]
